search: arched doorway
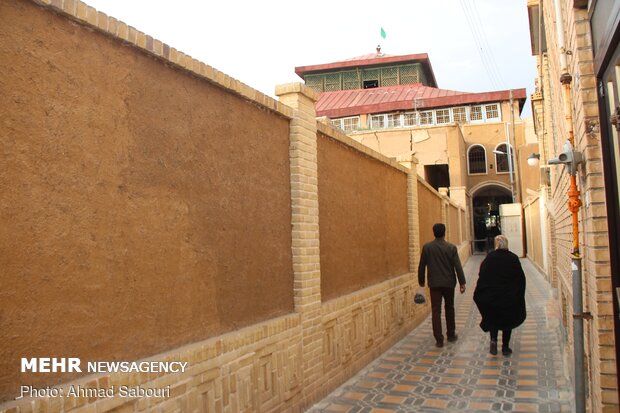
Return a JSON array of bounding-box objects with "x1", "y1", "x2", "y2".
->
[{"x1": 471, "y1": 183, "x2": 513, "y2": 251}]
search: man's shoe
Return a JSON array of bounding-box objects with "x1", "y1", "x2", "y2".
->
[
  {"x1": 447, "y1": 335, "x2": 458, "y2": 343},
  {"x1": 435, "y1": 340, "x2": 444, "y2": 348},
  {"x1": 490, "y1": 340, "x2": 498, "y2": 355},
  {"x1": 502, "y1": 347, "x2": 513, "y2": 356}
]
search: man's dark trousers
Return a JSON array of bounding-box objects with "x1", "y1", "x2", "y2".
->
[{"x1": 430, "y1": 287, "x2": 456, "y2": 343}]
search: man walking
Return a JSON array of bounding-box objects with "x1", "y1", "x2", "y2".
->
[{"x1": 418, "y1": 223, "x2": 466, "y2": 347}]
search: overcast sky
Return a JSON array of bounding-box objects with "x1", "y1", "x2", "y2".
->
[{"x1": 83, "y1": 0, "x2": 537, "y2": 117}]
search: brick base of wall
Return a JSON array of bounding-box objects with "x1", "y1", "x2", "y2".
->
[{"x1": 1, "y1": 273, "x2": 429, "y2": 413}]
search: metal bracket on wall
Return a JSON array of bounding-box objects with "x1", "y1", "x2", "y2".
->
[{"x1": 573, "y1": 312, "x2": 593, "y2": 320}]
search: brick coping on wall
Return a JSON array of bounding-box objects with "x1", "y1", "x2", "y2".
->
[{"x1": 30, "y1": 0, "x2": 294, "y2": 120}]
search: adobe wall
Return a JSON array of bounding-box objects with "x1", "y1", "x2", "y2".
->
[
  {"x1": 0, "y1": 0, "x2": 470, "y2": 411},
  {"x1": 417, "y1": 181, "x2": 444, "y2": 246},
  {"x1": 448, "y1": 204, "x2": 460, "y2": 245},
  {"x1": 317, "y1": 133, "x2": 409, "y2": 301},
  {"x1": 0, "y1": 0, "x2": 295, "y2": 400}
]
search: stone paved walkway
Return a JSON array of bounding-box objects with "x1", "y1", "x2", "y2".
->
[{"x1": 307, "y1": 255, "x2": 574, "y2": 413}]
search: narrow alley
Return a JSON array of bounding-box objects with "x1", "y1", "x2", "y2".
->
[{"x1": 308, "y1": 256, "x2": 574, "y2": 413}]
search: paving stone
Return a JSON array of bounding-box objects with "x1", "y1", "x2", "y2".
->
[{"x1": 307, "y1": 256, "x2": 574, "y2": 412}]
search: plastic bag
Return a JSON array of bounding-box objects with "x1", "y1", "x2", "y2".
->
[{"x1": 414, "y1": 288, "x2": 426, "y2": 304}]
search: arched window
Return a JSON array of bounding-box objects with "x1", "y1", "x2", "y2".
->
[
  {"x1": 468, "y1": 145, "x2": 487, "y2": 174},
  {"x1": 495, "y1": 143, "x2": 514, "y2": 173}
]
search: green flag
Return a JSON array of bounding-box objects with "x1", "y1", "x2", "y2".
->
[{"x1": 380, "y1": 27, "x2": 386, "y2": 39}]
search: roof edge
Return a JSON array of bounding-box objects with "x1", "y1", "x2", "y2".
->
[
  {"x1": 316, "y1": 87, "x2": 528, "y2": 118},
  {"x1": 295, "y1": 53, "x2": 438, "y2": 87}
]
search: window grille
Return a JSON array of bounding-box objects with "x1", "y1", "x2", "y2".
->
[
  {"x1": 305, "y1": 75, "x2": 324, "y2": 92},
  {"x1": 342, "y1": 71, "x2": 360, "y2": 90},
  {"x1": 330, "y1": 119, "x2": 342, "y2": 129},
  {"x1": 419, "y1": 111, "x2": 434, "y2": 125},
  {"x1": 342, "y1": 117, "x2": 360, "y2": 131},
  {"x1": 403, "y1": 112, "x2": 417, "y2": 126},
  {"x1": 362, "y1": 68, "x2": 380, "y2": 83},
  {"x1": 370, "y1": 114, "x2": 385, "y2": 129},
  {"x1": 387, "y1": 113, "x2": 401, "y2": 128},
  {"x1": 400, "y1": 64, "x2": 420, "y2": 84},
  {"x1": 470, "y1": 105, "x2": 483, "y2": 121},
  {"x1": 485, "y1": 103, "x2": 500, "y2": 120},
  {"x1": 324, "y1": 73, "x2": 341, "y2": 91},
  {"x1": 381, "y1": 67, "x2": 398, "y2": 87},
  {"x1": 468, "y1": 145, "x2": 487, "y2": 174},
  {"x1": 435, "y1": 108, "x2": 451, "y2": 124},
  {"x1": 452, "y1": 107, "x2": 467, "y2": 123},
  {"x1": 495, "y1": 143, "x2": 513, "y2": 172}
]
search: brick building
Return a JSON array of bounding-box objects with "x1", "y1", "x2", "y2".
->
[{"x1": 527, "y1": 0, "x2": 620, "y2": 411}]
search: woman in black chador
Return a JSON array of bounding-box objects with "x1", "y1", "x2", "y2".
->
[{"x1": 473, "y1": 235, "x2": 526, "y2": 355}]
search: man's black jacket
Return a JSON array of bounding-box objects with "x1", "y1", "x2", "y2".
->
[{"x1": 418, "y1": 238, "x2": 466, "y2": 288}]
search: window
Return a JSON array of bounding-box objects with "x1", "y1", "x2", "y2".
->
[
  {"x1": 495, "y1": 143, "x2": 513, "y2": 173},
  {"x1": 452, "y1": 107, "x2": 467, "y2": 123},
  {"x1": 363, "y1": 80, "x2": 378, "y2": 89},
  {"x1": 342, "y1": 71, "x2": 360, "y2": 90},
  {"x1": 436, "y1": 108, "x2": 451, "y2": 124},
  {"x1": 485, "y1": 103, "x2": 500, "y2": 120},
  {"x1": 400, "y1": 64, "x2": 420, "y2": 84},
  {"x1": 324, "y1": 73, "x2": 341, "y2": 91},
  {"x1": 370, "y1": 114, "x2": 385, "y2": 129},
  {"x1": 419, "y1": 111, "x2": 434, "y2": 125},
  {"x1": 342, "y1": 117, "x2": 360, "y2": 131},
  {"x1": 381, "y1": 67, "x2": 399, "y2": 86},
  {"x1": 470, "y1": 106, "x2": 483, "y2": 122},
  {"x1": 387, "y1": 113, "x2": 401, "y2": 128},
  {"x1": 305, "y1": 75, "x2": 324, "y2": 92},
  {"x1": 403, "y1": 112, "x2": 417, "y2": 127},
  {"x1": 468, "y1": 145, "x2": 487, "y2": 174},
  {"x1": 331, "y1": 116, "x2": 360, "y2": 132}
]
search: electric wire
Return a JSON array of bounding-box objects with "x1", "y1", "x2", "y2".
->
[{"x1": 459, "y1": 0, "x2": 505, "y2": 90}]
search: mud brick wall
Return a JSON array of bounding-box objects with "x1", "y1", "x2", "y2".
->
[{"x1": 317, "y1": 133, "x2": 410, "y2": 302}]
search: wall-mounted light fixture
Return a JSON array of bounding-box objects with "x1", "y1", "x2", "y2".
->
[{"x1": 527, "y1": 153, "x2": 541, "y2": 167}]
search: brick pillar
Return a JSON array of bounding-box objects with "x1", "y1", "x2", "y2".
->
[
  {"x1": 438, "y1": 187, "x2": 450, "y2": 240},
  {"x1": 407, "y1": 157, "x2": 420, "y2": 274},
  {"x1": 449, "y1": 186, "x2": 467, "y2": 209},
  {"x1": 275, "y1": 83, "x2": 323, "y2": 403}
]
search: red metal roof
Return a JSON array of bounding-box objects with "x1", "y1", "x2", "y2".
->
[
  {"x1": 295, "y1": 52, "x2": 438, "y2": 88},
  {"x1": 315, "y1": 84, "x2": 527, "y2": 119}
]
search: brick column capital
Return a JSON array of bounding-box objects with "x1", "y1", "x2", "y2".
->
[{"x1": 275, "y1": 83, "x2": 318, "y2": 107}]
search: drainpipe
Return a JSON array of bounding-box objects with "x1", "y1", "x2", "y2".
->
[{"x1": 551, "y1": 0, "x2": 588, "y2": 411}]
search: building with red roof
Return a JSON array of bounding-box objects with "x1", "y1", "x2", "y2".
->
[{"x1": 295, "y1": 49, "x2": 538, "y2": 250}]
